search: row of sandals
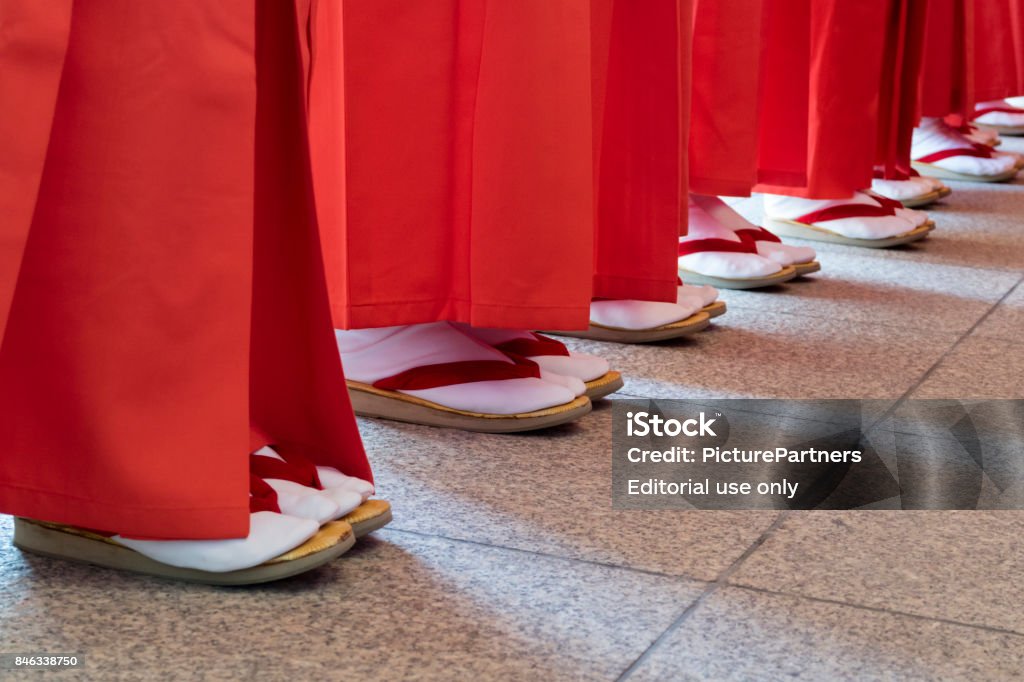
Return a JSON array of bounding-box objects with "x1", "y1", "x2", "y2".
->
[
  {"x1": 56, "y1": 104, "x2": 1011, "y2": 581},
  {"x1": 8, "y1": 0, "x2": 1024, "y2": 587}
]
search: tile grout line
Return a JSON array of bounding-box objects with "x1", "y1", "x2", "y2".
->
[
  {"x1": 383, "y1": 521, "x2": 1024, "y2": 641},
  {"x1": 379, "y1": 526, "x2": 714, "y2": 581},
  {"x1": 613, "y1": 511, "x2": 792, "y2": 682},
  {"x1": 610, "y1": 270, "x2": 1023, "y2": 676},
  {"x1": 725, "y1": 583, "x2": 1024, "y2": 639},
  {"x1": 862, "y1": 272, "x2": 1024, "y2": 435},
  {"x1": 380, "y1": 269, "x2": 1022, "y2": 676}
]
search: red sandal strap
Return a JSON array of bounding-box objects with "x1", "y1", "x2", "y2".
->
[
  {"x1": 734, "y1": 227, "x2": 781, "y2": 244},
  {"x1": 373, "y1": 356, "x2": 541, "y2": 391},
  {"x1": 794, "y1": 202, "x2": 896, "y2": 225},
  {"x1": 250, "y1": 475, "x2": 281, "y2": 513},
  {"x1": 250, "y1": 450, "x2": 323, "y2": 489},
  {"x1": 974, "y1": 105, "x2": 1024, "y2": 118},
  {"x1": 916, "y1": 146, "x2": 992, "y2": 164},
  {"x1": 494, "y1": 333, "x2": 570, "y2": 359},
  {"x1": 954, "y1": 120, "x2": 983, "y2": 134},
  {"x1": 678, "y1": 237, "x2": 758, "y2": 257},
  {"x1": 866, "y1": 194, "x2": 904, "y2": 211}
]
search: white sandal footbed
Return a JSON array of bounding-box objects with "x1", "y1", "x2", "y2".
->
[
  {"x1": 910, "y1": 161, "x2": 1019, "y2": 183},
  {"x1": 763, "y1": 218, "x2": 933, "y2": 249},
  {"x1": 912, "y1": 117, "x2": 1020, "y2": 181},
  {"x1": 546, "y1": 310, "x2": 711, "y2": 343},
  {"x1": 702, "y1": 300, "x2": 727, "y2": 318},
  {"x1": 13, "y1": 517, "x2": 355, "y2": 585},
  {"x1": 346, "y1": 380, "x2": 592, "y2": 433},
  {"x1": 583, "y1": 371, "x2": 625, "y2": 400},
  {"x1": 678, "y1": 265, "x2": 799, "y2": 290}
]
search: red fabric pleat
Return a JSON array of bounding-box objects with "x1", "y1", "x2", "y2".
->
[
  {"x1": 754, "y1": 0, "x2": 811, "y2": 191},
  {"x1": 973, "y1": 0, "x2": 1024, "y2": 103},
  {"x1": 919, "y1": 0, "x2": 974, "y2": 119},
  {"x1": 250, "y1": 0, "x2": 372, "y2": 487},
  {"x1": 591, "y1": 0, "x2": 691, "y2": 301},
  {"x1": 874, "y1": 0, "x2": 928, "y2": 181},
  {"x1": 688, "y1": 0, "x2": 767, "y2": 197},
  {"x1": 312, "y1": 1, "x2": 595, "y2": 330},
  {"x1": 0, "y1": 1, "x2": 72, "y2": 343},
  {"x1": 0, "y1": 0, "x2": 370, "y2": 540},
  {"x1": 756, "y1": 0, "x2": 890, "y2": 199},
  {"x1": 313, "y1": 1, "x2": 690, "y2": 319}
]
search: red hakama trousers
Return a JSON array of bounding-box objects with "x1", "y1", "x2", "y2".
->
[
  {"x1": 754, "y1": 0, "x2": 890, "y2": 199},
  {"x1": 973, "y1": 0, "x2": 1024, "y2": 102},
  {"x1": 919, "y1": 0, "x2": 974, "y2": 119},
  {"x1": 0, "y1": 0, "x2": 370, "y2": 540},
  {"x1": 874, "y1": 0, "x2": 929, "y2": 180},
  {"x1": 921, "y1": 0, "x2": 1024, "y2": 119},
  {"x1": 312, "y1": 0, "x2": 690, "y2": 329},
  {"x1": 688, "y1": 0, "x2": 769, "y2": 197},
  {"x1": 591, "y1": 0, "x2": 691, "y2": 301}
]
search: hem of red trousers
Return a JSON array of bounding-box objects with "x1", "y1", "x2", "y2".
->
[
  {"x1": 0, "y1": 483, "x2": 251, "y2": 540},
  {"x1": 689, "y1": 178, "x2": 756, "y2": 198},
  {"x1": 752, "y1": 183, "x2": 864, "y2": 201},
  {"x1": 592, "y1": 274, "x2": 678, "y2": 304},
  {"x1": 334, "y1": 300, "x2": 593, "y2": 332}
]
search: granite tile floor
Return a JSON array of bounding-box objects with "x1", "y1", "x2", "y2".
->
[{"x1": 2, "y1": 139, "x2": 1024, "y2": 681}]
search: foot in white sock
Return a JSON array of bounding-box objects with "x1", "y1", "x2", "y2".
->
[
  {"x1": 870, "y1": 176, "x2": 945, "y2": 207},
  {"x1": 316, "y1": 467, "x2": 375, "y2": 502},
  {"x1": 962, "y1": 122, "x2": 1001, "y2": 147},
  {"x1": 677, "y1": 283, "x2": 720, "y2": 308},
  {"x1": 587, "y1": 298, "x2": 704, "y2": 331},
  {"x1": 679, "y1": 195, "x2": 798, "y2": 289},
  {"x1": 337, "y1": 322, "x2": 590, "y2": 431},
  {"x1": 762, "y1": 191, "x2": 928, "y2": 248},
  {"x1": 14, "y1": 470, "x2": 357, "y2": 583},
  {"x1": 694, "y1": 195, "x2": 816, "y2": 268},
  {"x1": 252, "y1": 447, "x2": 364, "y2": 519},
  {"x1": 912, "y1": 117, "x2": 1019, "y2": 181},
  {"x1": 115, "y1": 511, "x2": 319, "y2": 573},
  {"x1": 453, "y1": 325, "x2": 628, "y2": 397},
  {"x1": 972, "y1": 100, "x2": 1024, "y2": 134},
  {"x1": 262, "y1": 478, "x2": 343, "y2": 524},
  {"x1": 453, "y1": 325, "x2": 609, "y2": 383}
]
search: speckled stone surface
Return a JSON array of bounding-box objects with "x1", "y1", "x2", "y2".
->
[
  {"x1": 361, "y1": 406, "x2": 781, "y2": 580},
  {"x1": 0, "y1": 518, "x2": 704, "y2": 680},
  {"x1": 627, "y1": 587, "x2": 1024, "y2": 681},
  {"x1": 910, "y1": 336, "x2": 1024, "y2": 399},
  {"x1": 720, "y1": 253, "x2": 1019, "y2": 335},
  {"x1": 728, "y1": 511, "x2": 1024, "y2": 633},
  {"x1": 559, "y1": 308, "x2": 957, "y2": 400},
  {"x1": 2, "y1": 138, "x2": 1024, "y2": 681},
  {"x1": 971, "y1": 282, "x2": 1024, "y2": 342}
]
